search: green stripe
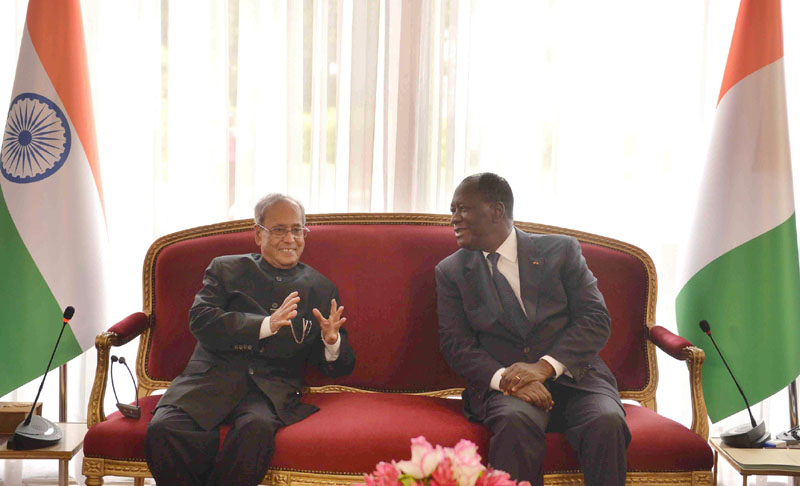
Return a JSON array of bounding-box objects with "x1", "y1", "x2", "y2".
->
[
  {"x1": 0, "y1": 188, "x2": 82, "y2": 398},
  {"x1": 676, "y1": 214, "x2": 800, "y2": 422}
]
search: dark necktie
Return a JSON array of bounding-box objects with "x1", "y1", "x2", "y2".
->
[{"x1": 487, "y1": 252, "x2": 528, "y2": 336}]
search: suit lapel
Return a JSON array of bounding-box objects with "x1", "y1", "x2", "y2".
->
[{"x1": 516, "y1": 228, "x2": 544, "y2": 329}]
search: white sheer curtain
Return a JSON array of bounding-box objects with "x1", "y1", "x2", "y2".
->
[{"x1": 2, "y1": 1, "x2": 800, "y2": 485}]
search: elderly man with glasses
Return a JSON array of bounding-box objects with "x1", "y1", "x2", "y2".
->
[{"x1": 145, "y1": 193, "x2": 356, "y2": 486}]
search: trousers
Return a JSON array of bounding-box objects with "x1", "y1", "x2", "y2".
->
[
  {"x1": 482, "y1": 381, "x2": 630, "y2": 486},
  {"x1": 145, "y1": 382, "x2": 282, "y2": 486}
]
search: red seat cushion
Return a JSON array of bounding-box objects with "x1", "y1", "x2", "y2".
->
[
  {"x1": 624, "y1": 404, "x2": 713, "y2": 472},
  {"x1": 84, "y1": 394, "x2": 162, "y2": 460},
  {"x1": 505, "y1": 405, "x2": 714, "y2": 474},
  {"x1": 83, "y1": 393, "x2": 489, "y2": 470},
  {"x1": 83, "y1": 396, "x2": 712, "y2": 475},
  {"x1": 270, "y1": 393, "x2": 490, "y2": 473}
]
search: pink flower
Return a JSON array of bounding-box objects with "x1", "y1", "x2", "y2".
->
[
  {"x1": 475, "y1": 469, "x2": 517, "y2": 486},
  {"x1": 451, "y1": 439, "x2": 483, "y2": 468},
  {"x1": 359, "y1": 437, "x2": 524, "y2": 486},
  {"x1": 452, "y1": 461, "x2": 484, "y2": 486},
  {"x1": 430, "y1": 457, "x2": 458, "y2": 486},
  {"x1": 354, "y1": 461, "x2": 400, "y2": 486},
  {"x1": 373, "y1": 461, "x2": 400, "y2": 486},
  {"x1": 397, "y1": 436, "x2": 443, "y2": 479},
  {"x1": 445, "y1": 440, "x2": 485, "y2": 486}
]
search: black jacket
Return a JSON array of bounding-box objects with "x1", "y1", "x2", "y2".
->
[{"x1": 157, "y1": 254, "x2": 356, "y2": 430}]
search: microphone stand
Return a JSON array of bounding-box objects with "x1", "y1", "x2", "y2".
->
[
  {"x1": 700, "y1": 319, "x2": 769, "y2": 448},
  {"x1": 7, "y1": 307, "x2": 74, "y2": 450}
]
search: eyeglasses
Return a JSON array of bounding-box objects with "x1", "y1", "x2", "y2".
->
[{"x1": 256, "y1": 223, "x2": 310, "y2": 239}]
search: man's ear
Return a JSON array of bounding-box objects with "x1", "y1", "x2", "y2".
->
[
  {"x1": 491, "y1": 201, "x2": 506, "y2": 222},
  {"x1": 254, "y1": 225, "x2": 262, "y2": 246}
]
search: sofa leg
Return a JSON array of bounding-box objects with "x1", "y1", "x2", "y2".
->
[
  {"x1": 134, "y1": 478, "x2": 145, "y2": 486},
  {"x1": 84, "y1": 475, "x2": 103, "y2": 486}
]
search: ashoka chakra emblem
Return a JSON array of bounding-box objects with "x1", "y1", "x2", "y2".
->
[{"x1": 1, "y1": 93, "x2": 71, "y2": 183}]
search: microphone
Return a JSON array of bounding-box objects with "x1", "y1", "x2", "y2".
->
[
  {"x1": 7, "y1": 306, "x2": 74, "y2": 450},
  {"x1": 110, "y1": 355, "x2": 141, "y2": 419},
  {"x1": 699, "y1": 319, "x2": 769, "y2": 447}
]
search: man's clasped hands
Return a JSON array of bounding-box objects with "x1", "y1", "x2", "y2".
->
[{"x1": 499, "y1": 360, "x2": 556, "y2": 411}]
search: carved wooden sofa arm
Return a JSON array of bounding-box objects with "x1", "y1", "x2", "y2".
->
[
  {"x1": 648, "y1": 325, "x2": 709, "y2": 439},
  {"x1": 87, "y1": 312, "x2": 150, "y2": 427}
]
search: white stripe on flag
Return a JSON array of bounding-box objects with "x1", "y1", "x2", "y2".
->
[{"x1": 679, "y1": 58, "x2": 794, "y2": 287}]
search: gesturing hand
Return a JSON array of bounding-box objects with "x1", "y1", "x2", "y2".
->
[
  {"x1": 269, "y1": 291, "x2": 300, "y2": 333},
  {"x1": 313, "y1": 299, "x2": 346, "y2": 344}
]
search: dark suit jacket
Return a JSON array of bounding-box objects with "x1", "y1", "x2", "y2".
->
[
  {"x1": 435, "y1": 228, "x2": 620, "y2": 421},
  {"x1": 157, "y1": 254, "x2": 356, "y2": 430}
]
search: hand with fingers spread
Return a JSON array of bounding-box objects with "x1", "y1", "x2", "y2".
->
[
  {"x1": 509, "y1": 381, "x2": 554, "y2": 411},
  {"x1": 313, "y1": 298, "x2": 346, "y2": 344},
  {"x1": 500, "y1": 360, "x2": 555, "y2": 395},
  {"x1": 269, "y1": 291, "x2": 300, "y2": 333}
]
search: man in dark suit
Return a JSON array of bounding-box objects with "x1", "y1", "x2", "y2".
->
[
  {"x1": 436, "y1": 173, "x2": 629, "y2": 486},
  {"x1": 145, "y1": 194, "x2": 355, "y2": 486}
]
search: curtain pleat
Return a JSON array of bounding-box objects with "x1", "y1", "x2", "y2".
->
[
  {"x1": 345, "y1": 0, "x2": 379, "y2": 211},
  {"x1": 164, "y1": 1, "x2": 230, "y2": 232}
]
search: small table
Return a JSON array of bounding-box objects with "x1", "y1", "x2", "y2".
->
[
  {"x1": 710, "y1": 437, "x2": 800, "y2": 485},
  {"x1": 0, "y1": 422, "x2": 87, "y2": 486}
]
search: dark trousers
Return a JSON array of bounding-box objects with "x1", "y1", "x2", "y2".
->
[
  {"x1": 483, "y1": 382, "x2": 630, "y2": 486},
  {"x1": 145, "y1": 384, "x2": 282, "y2": 486}
]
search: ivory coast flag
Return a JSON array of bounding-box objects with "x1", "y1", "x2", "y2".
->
[
  {"x1": 0, "y1": 0, "x2": 108, "y2": 397},
  {"x1": 676, "y1": 0, "x2": 800, "y2": 422}
]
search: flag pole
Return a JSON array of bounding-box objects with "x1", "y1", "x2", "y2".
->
[
  {"x1": 59, "y1": 364, "x2": 66, "y2": 422},
  {"x1": 790, "y1": 380, "x2": 798, "y2": 430},
  {"x1": 790, "y1": 379, "x2": 799, "y2": 486},
  {"x1": 59, "y1": 363, "x2": 68, "y2": 486}
]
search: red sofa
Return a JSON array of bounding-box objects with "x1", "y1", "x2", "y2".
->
[{"x1": 82, "y1": 214, "x2": 713, "y2": 486}]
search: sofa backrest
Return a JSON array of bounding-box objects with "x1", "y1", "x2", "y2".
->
[{"x1": 137, "y1": 214, "x2": 658, "y2": 405}]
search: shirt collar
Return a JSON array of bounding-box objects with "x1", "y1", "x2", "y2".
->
[{"x1": 482, "y1": 228, "x2": 517, "y2": 264}]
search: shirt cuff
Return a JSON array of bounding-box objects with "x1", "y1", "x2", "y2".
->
[
  {"x1": 259, "y1": 315, "x2": 274, "y2": 339},
  {"x1": 490, "y1": 368, "x2": 505, "y2": 391},
  {"x1": 324, "y1": 333, "x2": 341, "y2": 361},
  {"x1": 541, "y1": 355, "x2": 567, "y2": 379}
]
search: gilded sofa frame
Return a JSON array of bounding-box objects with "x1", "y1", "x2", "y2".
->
[{"x1": 83, "y1": 213, "x2": 710, "y2": 486}]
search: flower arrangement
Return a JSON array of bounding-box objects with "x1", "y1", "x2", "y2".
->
[{"x1": 356, "y1": 436, "x2": 531, "y2": 486}]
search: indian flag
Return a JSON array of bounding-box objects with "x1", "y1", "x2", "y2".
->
[
  {"x1": 676, "y1": 0, "x2": 800, "y2": 422},
  {"x1": 0, "y1": 0, "x2": 108, "y2": 397}
]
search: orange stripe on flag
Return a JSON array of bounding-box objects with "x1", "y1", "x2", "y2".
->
[
  {"x1": 25, "y1": 0, "x2": 105, "y2": 214},
  {"x1": 718, "y1": 0, "x2": 784, "y2": 105}
]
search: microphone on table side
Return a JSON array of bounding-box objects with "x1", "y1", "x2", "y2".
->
[{"x1": 699, "y1": 319, "x2": 769, "y2": 448}]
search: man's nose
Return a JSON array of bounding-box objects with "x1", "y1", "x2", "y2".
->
[
  {"x1": 450, "y1": 211, "x2": 460, "y2": 225},
  {"x1": 281, "y1": 231, "x2": 295, "y2": 242}
]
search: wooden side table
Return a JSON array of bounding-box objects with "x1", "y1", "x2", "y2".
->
[
  {"x1": 710, "y1": 437, "x2": 800, "y2": 485},
  {"x1": 0, "y1": 422, "x2": 87, "y2": 486}
]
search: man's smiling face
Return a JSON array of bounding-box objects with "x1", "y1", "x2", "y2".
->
[
  {"x1": 449, "y1": 181, "x2": 497, "y2": 251},
  {"x1": 255, "y1": 200, "x2": 306, "y2": 269}
]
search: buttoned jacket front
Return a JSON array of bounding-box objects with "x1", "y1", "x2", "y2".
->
[{"x1": 156, "y1": 253, "x2": 356, "y2": 430}]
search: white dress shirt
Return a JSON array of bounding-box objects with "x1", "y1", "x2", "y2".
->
[
  {"x1": 259, "y1": 315, "x2": 341, "y2": 361},
  {"x1": 484, "y1": 229, "x2": 567, "y2": 391}
]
